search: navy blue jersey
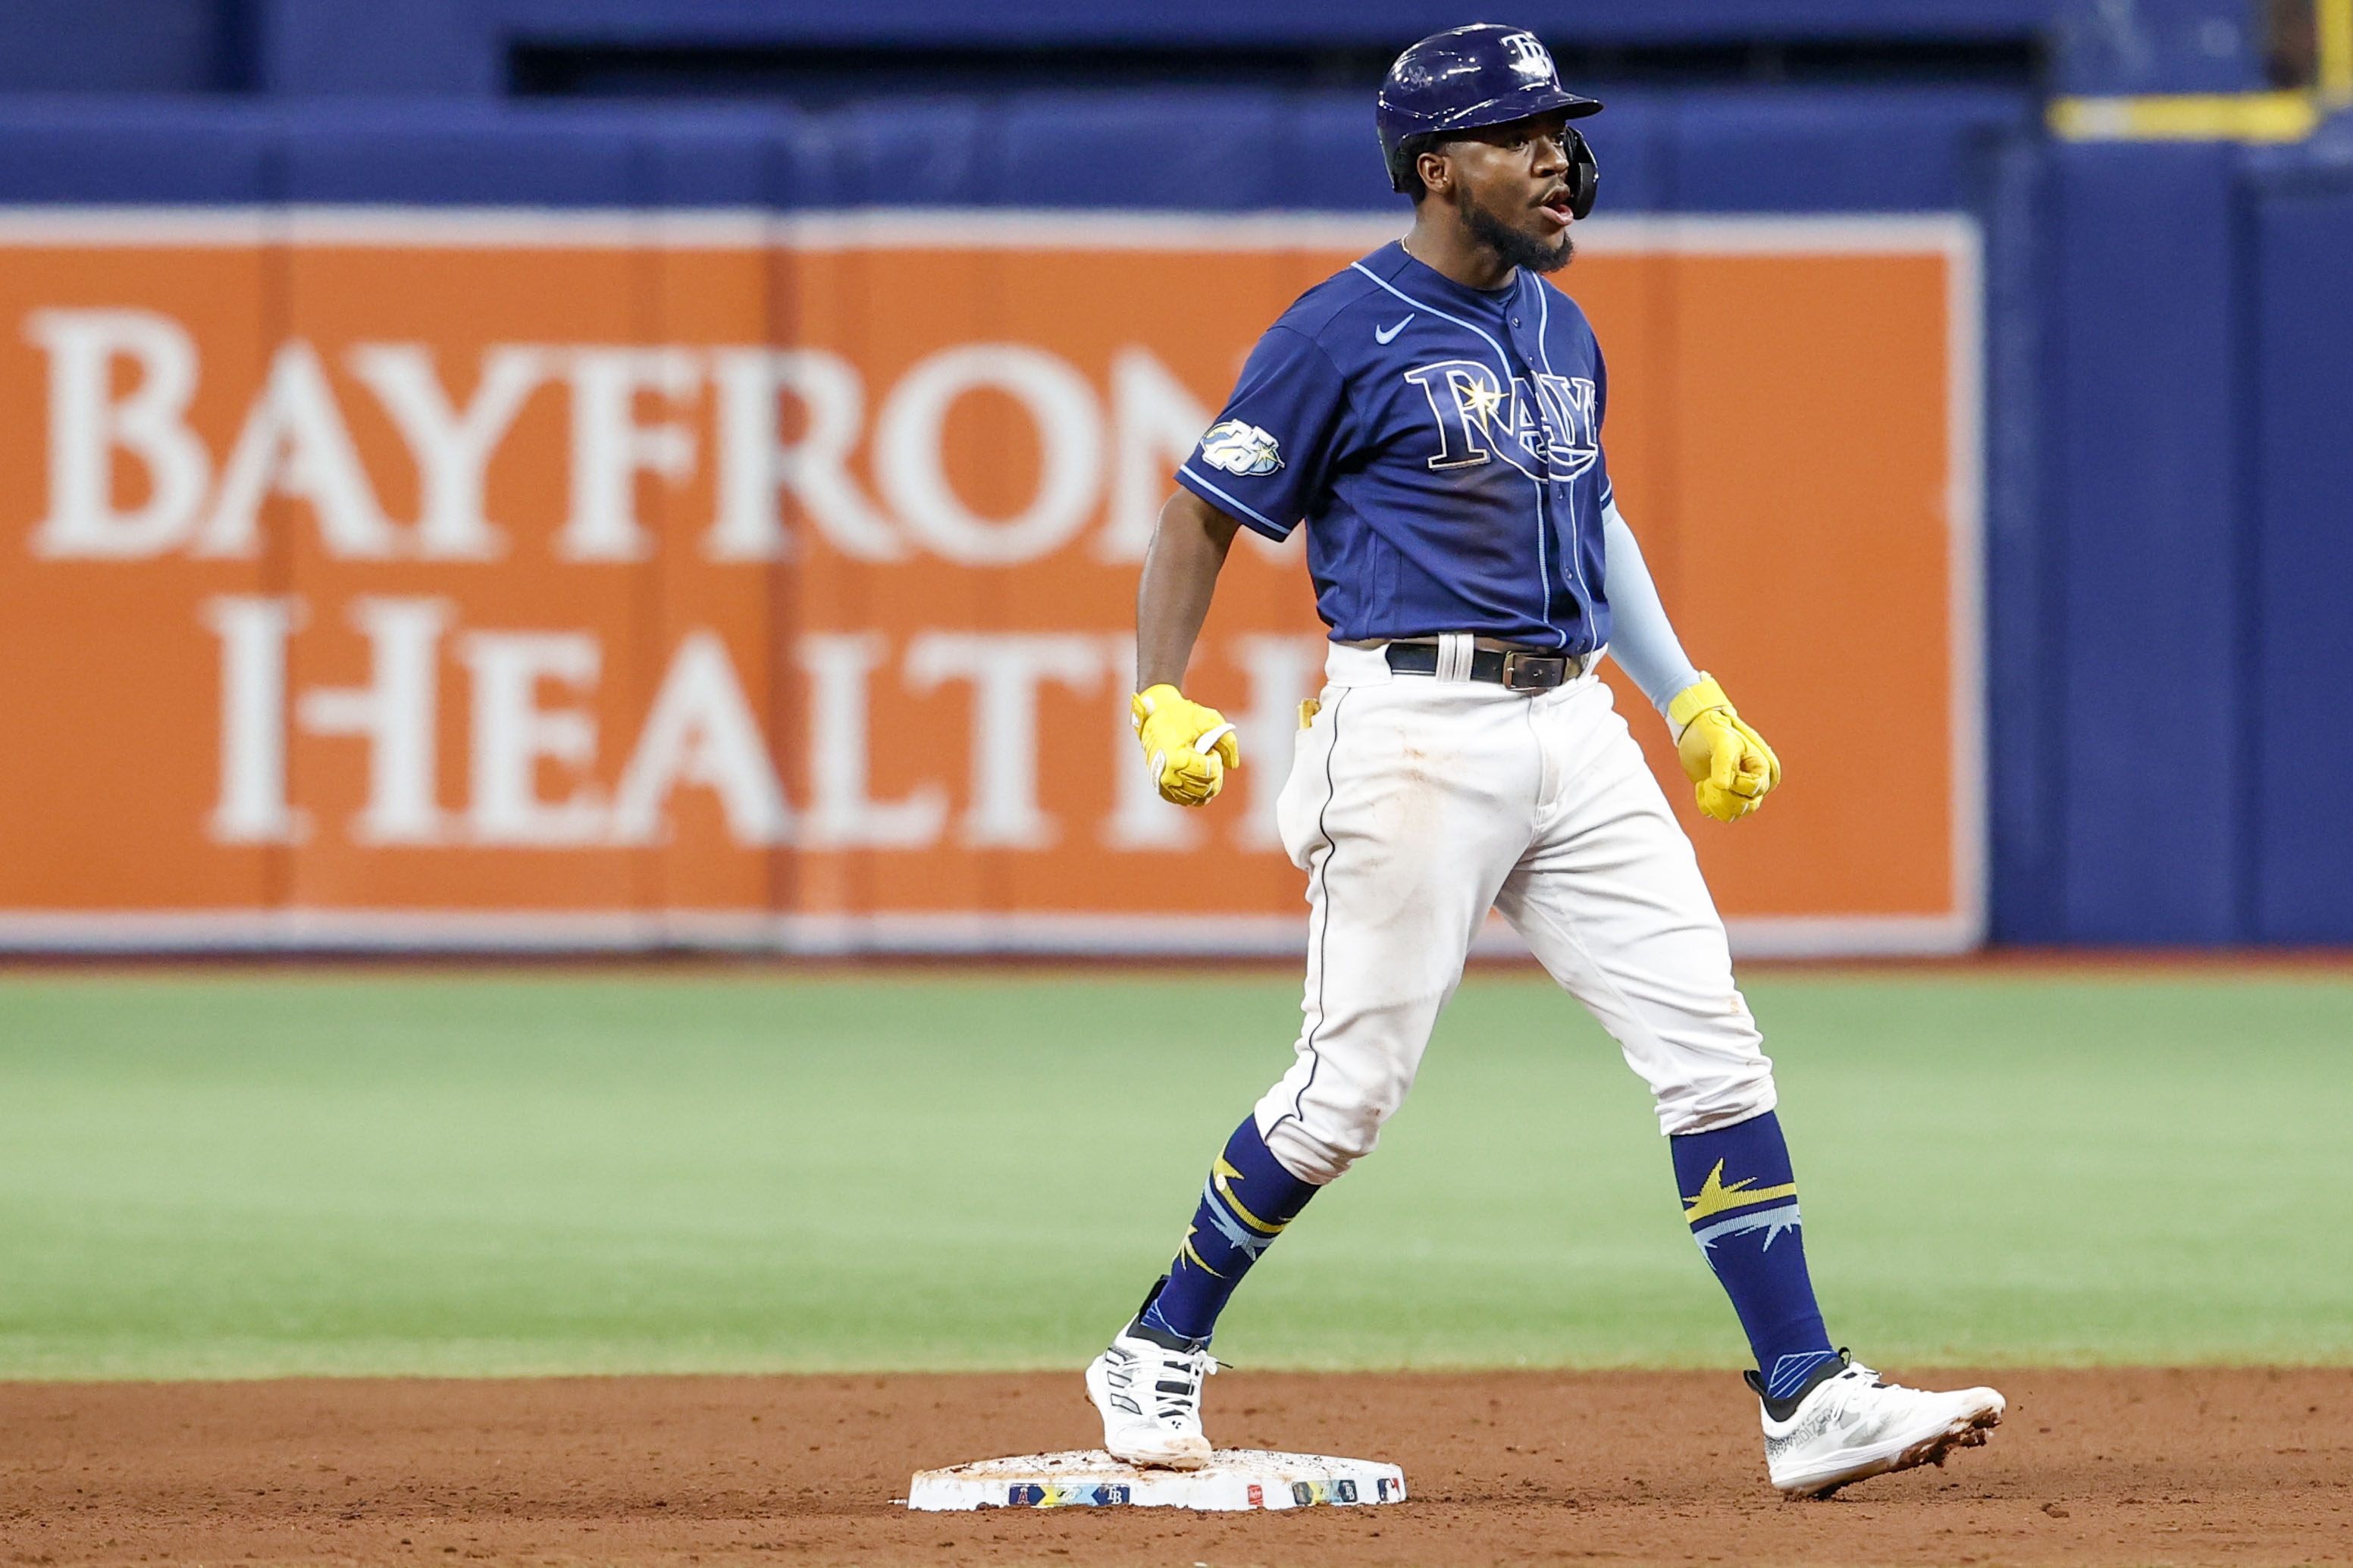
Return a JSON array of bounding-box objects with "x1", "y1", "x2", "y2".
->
[{"x1": 1176, "y1": 240, "x2": 1614, "y2": 652}]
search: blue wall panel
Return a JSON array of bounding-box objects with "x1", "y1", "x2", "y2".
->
[
  {"x1": 0, "y1": 1, "x2": 224, "y2": 94},
  {"x1": 240, "y1": 0, "x2": 2246, "y2": 100},
  {"x1": 2049, "y1": 0, "x2": 2266, "y2": 93},
  {"x1": 637, "y1": 108, "x2": 816, "y2": 205},
  {"x1": 1281, "y1": 96, "x2": 1410, "y2": 213},
  {"x1": 2248, "y1": 167, "x2": 2353, "y2": 940},
  {"x1": 0, "y1": 101, "x2": 276, "y2": 203},
  {"x1": 279, "y1": 105, "x2": 644, "y2": 206},
  {"x1": 258, "y1": 0, "x2": 2073, "y2": 101},
  {"x1": 258, "y1": 0, "x2": 500, "y2": 97},
  {"x1": 1569, "y1": 95, "x2": 1672, "y2": 215},
  {"x1": 825, "y1": 100, "x2": 995, "y2": 208},
  {"x1": 2049, "y1": 141, "x2": 2242, "y2": 941},
  {"x1": 1000, "y1": 92, "x2": 1290, "y2": 211},
  {"x1": 471, "y1": 0, "x2": 2066, "y2": 42},
  {"x1": 1669, "y1": 86, "x2": 2029, "y2": 211},
  {"x1": 8, "y1": 0, "x2": 2245, "y2": 103},
  {"x1": 1981, "y1": 130, "x2": 2062, "y2": 943}
]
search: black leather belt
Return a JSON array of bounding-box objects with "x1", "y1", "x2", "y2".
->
[{"x1": 1384, "y1": 640, "x2": 1584, "y2": 690}]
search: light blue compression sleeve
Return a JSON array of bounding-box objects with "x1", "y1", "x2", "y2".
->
[{"x1": 1601, "y1": 501, "x2": 1703, "y2": 718}]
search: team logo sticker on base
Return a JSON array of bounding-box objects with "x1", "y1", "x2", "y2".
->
[{"x1": 904, "y1": 1449, "x2": 1407, "y2": 1512}]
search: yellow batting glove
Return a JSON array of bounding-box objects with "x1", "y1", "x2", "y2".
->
[
  {"x1": 1668, "y1": 674, "x2": 1782, "y2": 824},
  {"x1": 1132, "y1": 684, "x2": 1242, "y2": 807}
]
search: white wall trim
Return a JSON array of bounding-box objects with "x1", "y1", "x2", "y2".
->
[
  {"x1": 0, "y1": 205, "x2": 1979, "y2": 259},
  {"x1": 0, "y1": 906, "x2": 1980, "y2": 958},
  {"x1": 1943, "y1": 214, "x2": 1991, "y2": 953}
]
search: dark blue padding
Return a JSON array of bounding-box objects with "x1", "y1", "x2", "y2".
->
[
  {"x1": 2246, "y1": 152, "x2": 2353, "y2": 940},
  {"x1": 1979, "y1": 130, "x2": 2066, "y2": 944},
  {"x1": 2048, "y1": 0, "x2": 2266, "y2": 95},
  {"x1": 0, "y1": 0, "x2": 222, "y2": 93},
  {"x1": 0, "y1": 88, "x2": 2038, "y2": 215},
  {"x1": 1270, "y1": 94, "x2": 1398, "y2": 213},
  {"x1": 1573, "y1": 92, "x2": 1671, "y2": 215},
  {"x1": 271, "y1": 0, "x2": 2069, "y2": 97},
  {"x1": 260, "y1": 0, "x2": 503, "y2": 96},
  {"x1": 1671, "y1": 86, "x2": 2032, "y2": 211},
  {"x1": 277, "y1": 102, "x2": 641, "y2": 207},
  {"x1": 501, "y1": 0, "x2": 2063, "y2": 37},
  {"x1": 0, "y1": 99, "x2": 276, "y2": 203},
  {"x1": 635, "y1": 105, "x2": 816, "y2": 206},
  {"x1": 2048, "y1": 140, "x2": 2242, "y2": 942},
  {"x1": 998, "y1": 90, "x2": 1288, "y2": 210},
  {"x1": 826, "y1": 99, "x2": 1001, "y2": 208},
  {"x1": 197, "y1": 0, "x2": 2251, "y2": 105}
]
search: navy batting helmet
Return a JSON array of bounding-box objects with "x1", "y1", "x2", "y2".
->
[{"x1": 1377, "y1": 23, "x2": 1602, "y2": 214}]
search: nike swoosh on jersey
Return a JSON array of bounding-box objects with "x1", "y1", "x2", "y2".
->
[{"x1": 1374, "y1": 314, "x2": 1415, "y2": 344}]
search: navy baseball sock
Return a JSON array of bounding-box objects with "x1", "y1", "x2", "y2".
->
[
  {"x1": 1670, "y1": 1111, "x2": 1838, "y2": 1401},
  {"x1": 1136, "y1": 1116, "x2": 1319, "y2": 1345}
]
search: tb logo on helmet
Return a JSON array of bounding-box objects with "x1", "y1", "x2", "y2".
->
[{"x1": 1500, "y1": 31, "x2": 1553, "y2": 77}]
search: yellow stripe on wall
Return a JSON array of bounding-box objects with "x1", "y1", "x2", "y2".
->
[
  {"x1": 2049, "y1": 91, "x2": 2323, "y2": 143},
  {"x1": 2321, "y1": 0, "x2": 2353, "y2": 104}
]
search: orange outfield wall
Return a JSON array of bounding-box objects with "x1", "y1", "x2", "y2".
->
[{"x1": 0, "y1": 210, "x2": 1980, "y2": 956}]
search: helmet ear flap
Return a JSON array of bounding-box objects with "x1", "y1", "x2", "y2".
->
[
  {"x1": 1387, "y1": 130, "x2": 1439, "y2": 196},
  {"x1": 1565, "y1": 128, "x2": 1599, "y2": 221}
]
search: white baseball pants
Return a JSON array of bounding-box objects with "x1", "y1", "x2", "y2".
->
[{"x1": 1254, "y1": 640, "x2": 1778, "y2": 1186}]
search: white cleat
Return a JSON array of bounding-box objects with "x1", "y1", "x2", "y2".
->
[
  {"x1": 1754, "y1": 1350, "x2": 2004, "y2": 1497},
  {"x1": 1085, "y1": 1325, "x2": 1217, "y2": 1471}
]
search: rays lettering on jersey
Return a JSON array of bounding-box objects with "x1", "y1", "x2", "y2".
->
[{"x1": 1401, "y1": 358, "x2": 1599, "y2": 481}]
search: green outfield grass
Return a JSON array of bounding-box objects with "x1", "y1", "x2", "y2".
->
[{"x1": 0, "y1": 966, "x2": 2345, "y2": 1380}]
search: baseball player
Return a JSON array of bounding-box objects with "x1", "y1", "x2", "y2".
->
[{"x1": 1085, "y1": 24, "x2": 2004, "y2": 1498}]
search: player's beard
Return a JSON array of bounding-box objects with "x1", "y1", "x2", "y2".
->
[{"x1": 1461, "y1": 189, "x2": 1574, "y2": 274}]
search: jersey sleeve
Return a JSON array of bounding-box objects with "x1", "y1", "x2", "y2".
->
[
  {"x1": 1174, "y1": 324, "x2": 1351, "y2": 543},
  {"x1": 1592, "y1": 342, "x2": 1616, "y2": 511}
]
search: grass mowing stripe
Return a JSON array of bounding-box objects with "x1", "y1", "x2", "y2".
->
[{"x1": 0, "y1": 971, "x2": 2344, "y2": 1379}]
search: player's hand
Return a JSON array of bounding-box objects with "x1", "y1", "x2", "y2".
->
[
  {"x1": 1132, "y1": 684, "x2": 1242, "y2": 807},
  {"x1": 1668, "y1": 674, "x2": 1781, "y2": 823}
]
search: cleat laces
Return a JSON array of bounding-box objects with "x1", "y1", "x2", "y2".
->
[{"x1": 1147, "y1": 1347, "x2": 1218, "y2": 1426}]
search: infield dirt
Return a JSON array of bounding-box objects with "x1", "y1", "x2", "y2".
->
[{"x1": 2, "y1": 1368, "x2": 2346, "y2": 1567}]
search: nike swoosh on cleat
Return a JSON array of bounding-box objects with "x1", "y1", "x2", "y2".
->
[{"x1": 1374, "y1": 315, "x2": 1414, "y2": 343}]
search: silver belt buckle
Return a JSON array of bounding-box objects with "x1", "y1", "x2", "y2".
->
[{"x1": 1499, "y1": 649, "x2": 1571, "y2": 691}]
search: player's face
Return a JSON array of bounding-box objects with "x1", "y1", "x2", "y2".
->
[{"x1": 1442, "y1": 111, "x2": 1579, "y2": 274}]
